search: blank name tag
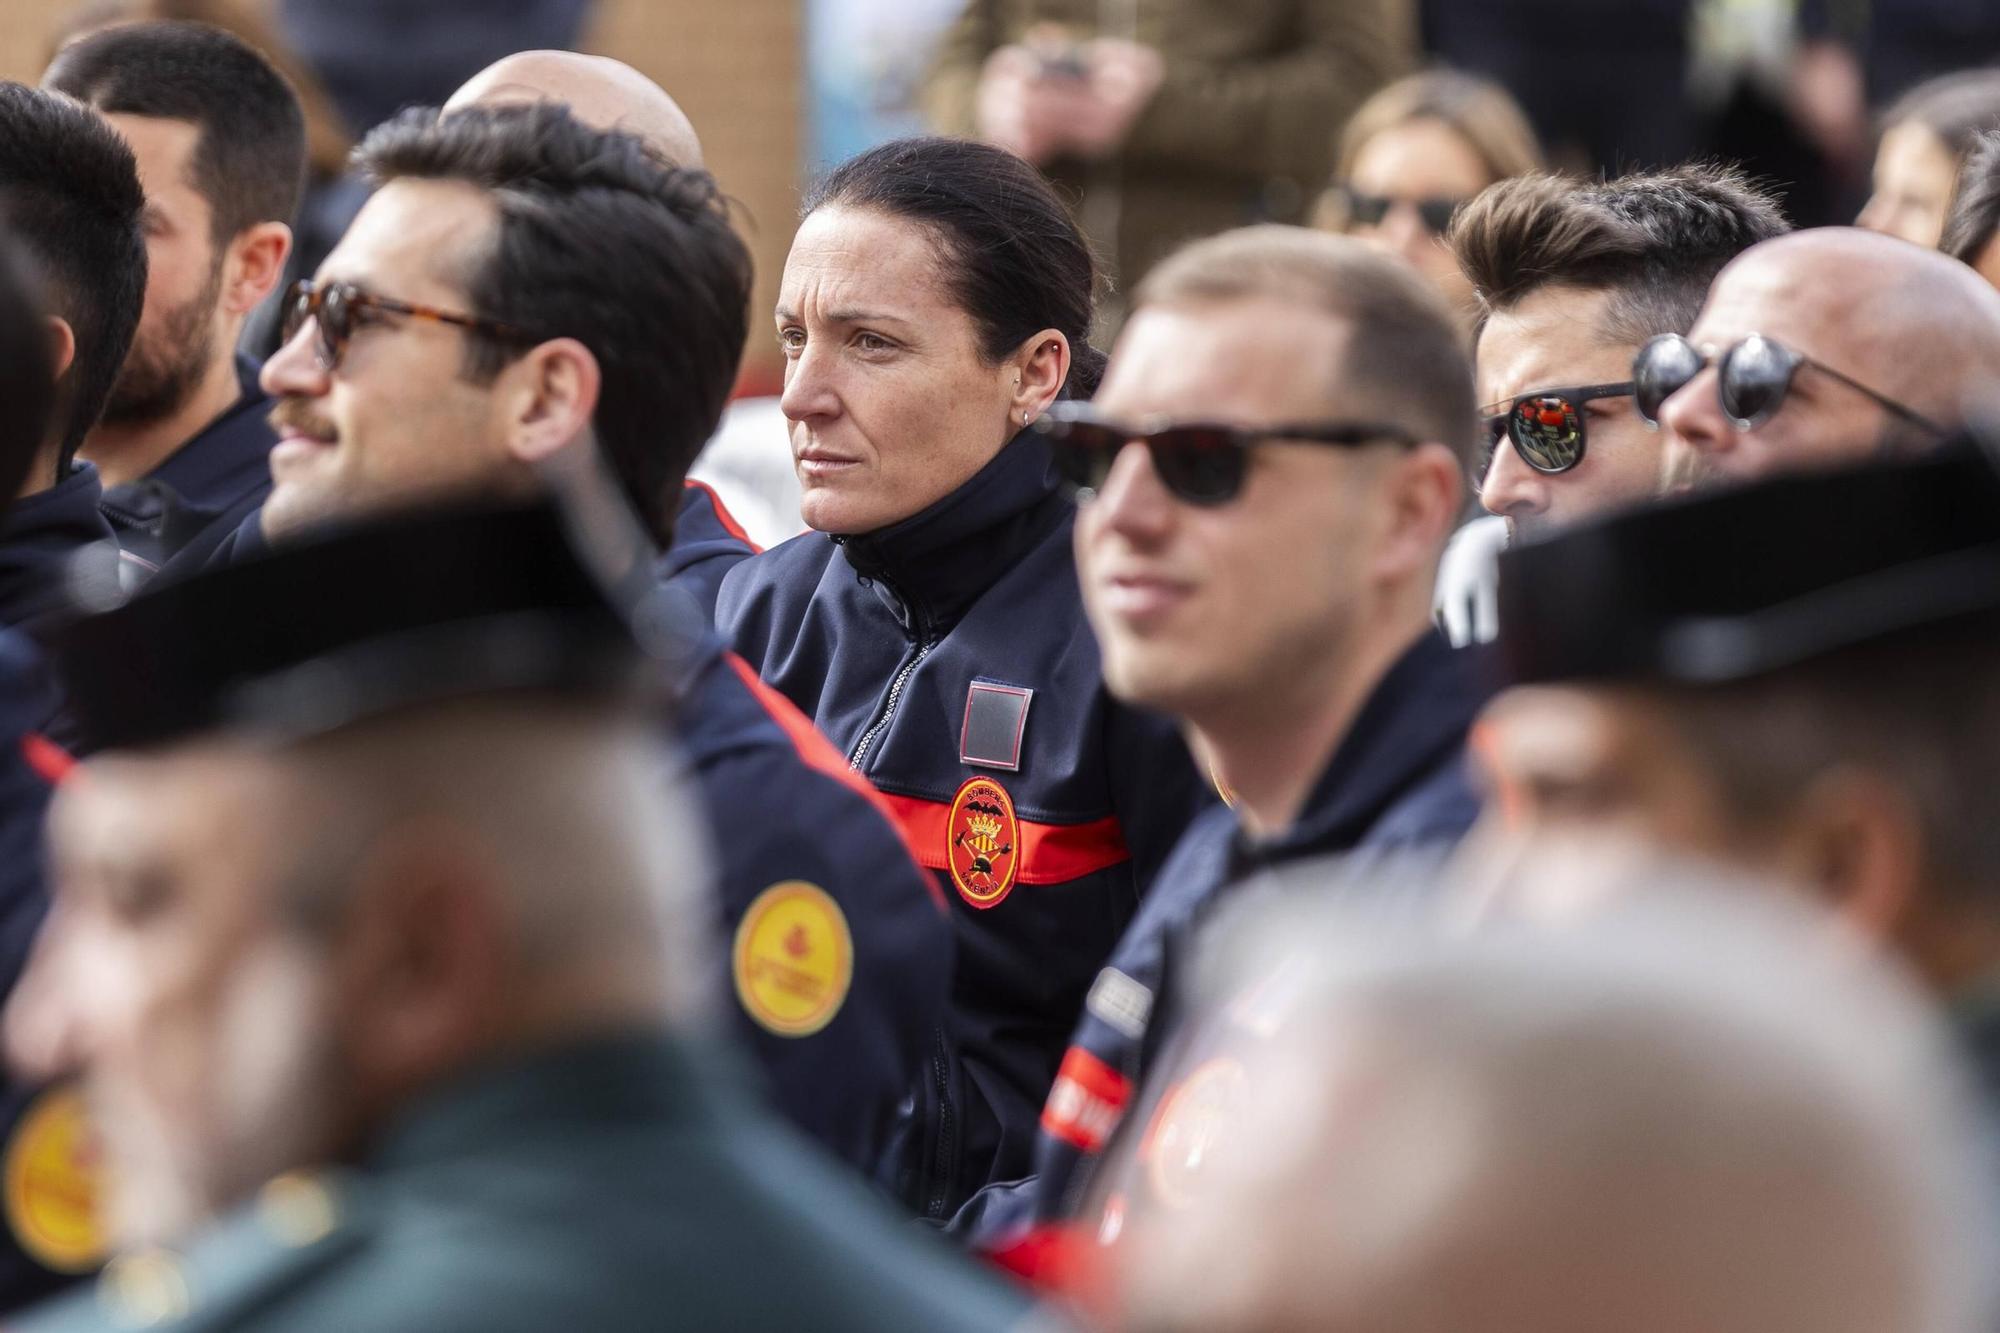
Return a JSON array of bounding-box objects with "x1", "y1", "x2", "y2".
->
[{"x1": 960, "y1": 680, "x2": 1033, "y2": 771}]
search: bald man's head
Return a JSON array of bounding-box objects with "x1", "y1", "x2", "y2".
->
[
  {"x1": 1115, "y1": 887, "x2": 1988, "y2": 1333},
  {"x1": 446, "y1": 50, "x2": 702, "y2": 168},
  {"x1": 1657, "y1": 227, "x2": 2000, "y2": 488}
]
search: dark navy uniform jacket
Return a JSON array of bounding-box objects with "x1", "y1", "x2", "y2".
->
[
  {"x1": 15, "y1": 1034, "x2": 1041, "y2": 1333},
  {"x1": 662, "y1": 605, "x2": 954, "y2": 1176},
  {"x1": 953, "y1": 632, "x2": 1492, "y2": 1245},
  {"x1": 0, "y1": 475, "x2": 115, "y2": 1311},
  {"x1": 658, "y1": 479, "x2": 759, "y2": 620},
  {"x1": 99, "y1": 357, "x2": 274, "y2": 578},
  {"x1": 717, "y1": 433, "x2": 1210, "y2": 1218},
  {"x1": 151, "y1": 495, "x2": 950, "y2": 1179}
]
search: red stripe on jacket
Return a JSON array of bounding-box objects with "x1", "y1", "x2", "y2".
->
[
  {"x1": 20, "y1": 733, "x2": 73, "y2": 786},
  {"x1": 875, "y1": 791, "x2": 1130, "y2": 885},
  {"x1": 684, "y1": 479, "x2": 763, "y2": 553},
  {"x1": 722, "y1": 653, "x2": 944, "y2": 911}
]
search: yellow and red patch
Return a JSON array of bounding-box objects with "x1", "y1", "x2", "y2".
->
[
  {"x1": 4, "y1": 1084, "x2": 105, "y2": 1273},
  {"x1": 732, "y1": 881, "x2": 853, "y2": 1037},
  {"x1": 947, "y1": 776, "x2": 1021, "y2": 908}
]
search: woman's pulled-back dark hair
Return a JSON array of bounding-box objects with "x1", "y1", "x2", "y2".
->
[{"x1": 804, "y1": 136, "x2": 1105, "y2": 398}]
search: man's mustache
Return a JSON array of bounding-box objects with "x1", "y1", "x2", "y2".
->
[{"x1": 267, "y1": 398, "x2": 335, "y2": 442}]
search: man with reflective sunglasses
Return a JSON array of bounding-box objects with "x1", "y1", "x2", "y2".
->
[
  {"x1": 1650, "y1": 227, "x2": 2000, "y2": 489},
  {"x1": 1432, "y1": 166, "x2": 1787, "y2": 644},
  {"x1": 952, "y1": 226, "x2": 1489, "y2": 1249}
]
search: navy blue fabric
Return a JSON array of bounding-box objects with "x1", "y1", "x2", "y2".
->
[
  {"x1": 656, "y1": 482, "x2": 759, "y2": 623},
  {"x1": 0, "y1": 632, "x2": 82, "y2": 1313},
  {"x1": 98, "y1": 357, "x2": 274, "y2": 577},
  {"x1": 717, "y1": 432, "x2": 1210, "y2": 1219},
  {"x1": 953, "y1": 632, "x2": 1494, "y2": 1245},
  {"x1": 0, "y1": 466, "x2": 116, "y2": 634},
  {"x1": 666, "y1": 615, "x2": 953, "y2": 1179}
]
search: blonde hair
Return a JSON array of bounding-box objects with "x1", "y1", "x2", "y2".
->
[{"x1": 1336, "y1": 69, "x2": 1543, "y2": 188}]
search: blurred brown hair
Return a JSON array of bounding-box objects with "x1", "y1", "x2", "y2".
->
[{"x1": 1333, "y1": 70, "x2": 1542, "y2": 194}]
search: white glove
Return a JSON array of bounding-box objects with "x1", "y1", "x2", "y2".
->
[{"x1": 1434, "y1": 514, "x2": 1508, "y2": 647}]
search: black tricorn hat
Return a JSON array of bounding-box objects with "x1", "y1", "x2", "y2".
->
[
  {"x1": 50, "y1": 497, "x2": 646, "y2": 752},
  {"x1": 1497, "y1": 441, "x2": 2000, "y2": 686}
]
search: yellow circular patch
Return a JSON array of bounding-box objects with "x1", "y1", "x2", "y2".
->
[
  {"x1": 733, "y1": 881, "x2": 853, "y2": 1037},
  {"x1": 4, "y1": 1085, "x2": 107, "y2": 1273}
]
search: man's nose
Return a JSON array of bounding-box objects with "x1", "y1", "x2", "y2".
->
[
  {"x1": 4, "y1": 923, "x2": 85, "y2": 1085},
  {"x1": 261, "y1": 318, "x2": 331, "y2": 400},
  {"x1": 1478, "y1": 435, "x2": 1550, "y2": 522},
  {"x1": 1656, "y1": 364, "x2": 1735, "y2": 463}
]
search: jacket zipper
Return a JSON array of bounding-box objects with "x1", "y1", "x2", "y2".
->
[
  {"x1": 848, "y1": 642, "x2": 928, "y2": 770},
  {"x1": 847, "y1": 573, "x2": 933, "y2": 771},
  {"x1": 924, "y1": 1024, "x2": 957, "y2": 1220}
]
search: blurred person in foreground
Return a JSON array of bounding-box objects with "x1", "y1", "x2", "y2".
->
[
  {"x1": 1109, "y1": 883, "x2": 1990, "y2": 1333},
  {"x1": 719, "y1": 137, "x2": 1210, "y2": 1219},
  {"x1": 441, "y1": 47, "x2": 756, "y2": 622},
  {"x1": 1318, "y1": 69, "x2": 1541, "y2": 331},
  {"x1": 2, "y1": 499, "x2": 1036, "y2": 1333},
  {"x1": 1941, "y1": 127, "x2": 2000, "y2": 288},
  {"x1": 1479, "y1": 443, "x2": 2000, "y2": 1114},
  {"x1": 953, "y1": 225, "x2": 1486, "y2": 1248},
  {"x1": 922, "y1": 0, "x2": 1413, "y2": 326},
  {"x1": 0, "y1": 83, "x2": 145, "y2": 626},
  {"x1": 1432, "y1": 164, "x2": 1787, "y2": 645},
  {"x1": 1645, "y1": 226, "x2": 2000, "y2": 490},
  {"x1": 45, "y1": 21, "x2": 304, "y2": 577},
  {"x1": 0, "y1": 235, "x2": 106, "y2": 1312},
  {"x1": 1856, "y1": 68, "x2": 2000, "y2": 247},
  {"x1": 241, "y1": 103, "x2": 952, "y2": 1182}
]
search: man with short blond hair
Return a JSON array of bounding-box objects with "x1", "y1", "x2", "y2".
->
[{"x1": 956, "y1": 224, "x2": 1488, "y2": 1244}]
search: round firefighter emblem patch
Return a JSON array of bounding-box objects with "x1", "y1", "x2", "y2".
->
[
  {"x1": 948, "y1": 776, "x2": 1020, "y2": 909},
  {"x1": 732, "y1": 881, "x2": 854, "y2": 1037}
]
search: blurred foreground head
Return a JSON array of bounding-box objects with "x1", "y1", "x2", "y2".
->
[
  {"x1": 1115, "y1": 884, "x2": 1989, "y2": 1333},
  {"x1": 6, "y1": 500, "x2": 705, "y2": 1250},
  {"x1": 1484, "y1": 444, "x2": 2000, "y2": 997}
]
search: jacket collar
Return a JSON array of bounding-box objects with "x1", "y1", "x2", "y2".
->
[
  {"x1": 1231, "y1": 632, "x2": 1495, "y2": 872},
  {"x1": 370, "y1": 1029, "x2": 723, "y2": 1171},
  {"x1": 101, "y1": 356, "x2": 275, "y2": 534},
  {"x1": 834, "y1": 431, "x2": 1068, "y2": 635},
  {"x1": 0, "y1": 462, "x2": 116, "y2": 630}
]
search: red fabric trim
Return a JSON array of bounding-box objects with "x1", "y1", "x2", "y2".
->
[
  {"x1": 722, "y1": 654, "x2": 944, "y2": 911},
  {"x1": 19, "y1": 733, "x2": 73, "y2": 786},
  {"x1": 1040, "y1": 1045, "x2": 1132, "y2": 1153},
  {"x1": 683, "y1": 478, "x2": 762, "y2": 554},
  {"x1": 876, "y1": 791, "x2": 1130, "y2": 885}
]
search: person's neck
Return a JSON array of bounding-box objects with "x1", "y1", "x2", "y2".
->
[
  {"x1": 80, "y1": 349, "x2": 244, "y2": 488},
  {"x1": 1189, "y1": 610, "x2": 1427, "y2": 841}
]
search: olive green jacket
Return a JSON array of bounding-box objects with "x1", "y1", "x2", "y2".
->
[
  {"x1": 16, "y1": 1034, "x2": 1048, "y2": 1332},
  {"x1": 923, "y1": 0, "x2": 1414, "y2": 323}
]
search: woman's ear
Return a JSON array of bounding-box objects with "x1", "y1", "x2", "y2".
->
[
  {"x1": 1008, "y1": 328, "x2": 1071, "y2": 428},
  {"x1": 498, "y1": 337, "x2": 602, "y2": 465}
]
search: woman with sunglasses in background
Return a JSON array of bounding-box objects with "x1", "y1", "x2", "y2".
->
[
  {"x1": 1318, "y1": 70, "x2": 1543, "y2": 332},
  {"x1": 716, "y1": 137, "x2": 1209, "y2": 1227}
]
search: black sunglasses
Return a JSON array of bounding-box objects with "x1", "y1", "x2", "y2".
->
[
  {"x1": 1031, "y1": 402, "x2": 1418, "y2": 506},
  {"x1": 1342, "y1": 189, "x2": 1460, "y2": 236},
  {"x1": 1632, "y1": 332, "x2": 1948, "y2": 436},
  {"x1": 1475, "y1": 382, "x2": 1636, "y2": 488},
  {"x1": 281, "y1": 278, "x2": 546, "y2": 372}
]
